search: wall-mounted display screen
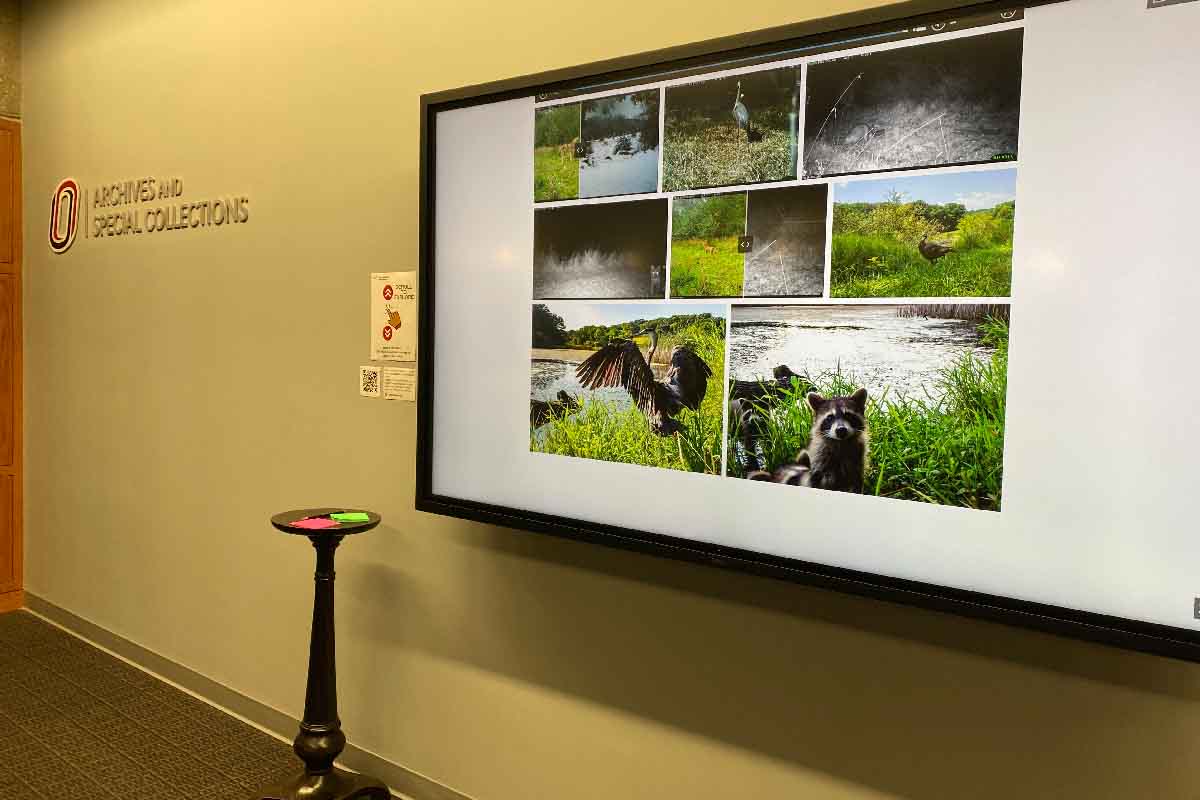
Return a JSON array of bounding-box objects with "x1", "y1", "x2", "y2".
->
[{"x1": 419, "y1": 0, "x2": 1200, "y2": 660}]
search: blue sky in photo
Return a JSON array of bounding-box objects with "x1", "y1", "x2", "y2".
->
[
  {"x1": 833, "y1": 168, "x2": 1017, "y2": 210},
  {"x1": 548, "y1": 303, "x2": 726, "y2": 331}
]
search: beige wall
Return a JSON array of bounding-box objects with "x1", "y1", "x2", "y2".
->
[
  {"x1": 20, "y1": 1, "x2": 1200, "y2": 798},
  {"x1": 0, "y1": 0, "x2": 17, "y2": 118}
]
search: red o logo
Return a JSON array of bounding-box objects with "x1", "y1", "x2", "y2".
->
[
  {"x1": 382, "y1": 326, "x2": 393, "y2": 341},
  {"x1": 49, "y1": 179, "x2": 80, "y2": 254},
  {"x1": 382, "y1": 285, "x2": 393, "y2": 301}
]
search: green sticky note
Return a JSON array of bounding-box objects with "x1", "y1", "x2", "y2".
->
[{"x1": 330, "y1": 512, "x2": 369, "y2": 522}]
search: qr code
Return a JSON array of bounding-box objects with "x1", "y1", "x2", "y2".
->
[{"x1": 359, "y1": 366, "x2": 381, "y2": 397}]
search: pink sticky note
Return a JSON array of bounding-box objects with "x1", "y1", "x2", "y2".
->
[{"x1": 291, "y1": 517, "x2": 340, "y2": 530}]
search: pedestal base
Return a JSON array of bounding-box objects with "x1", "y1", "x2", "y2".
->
[{"x1": 255, "y1": 766, "x2": 390, "y2": 800}]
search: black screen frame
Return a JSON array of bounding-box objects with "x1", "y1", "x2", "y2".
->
[{"x1": 416, "y1": 0, "x2": 1200, "y2": 663}]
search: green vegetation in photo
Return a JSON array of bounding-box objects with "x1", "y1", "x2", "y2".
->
[
  {"x1": 669, "y1": 192, "x2": 746, "y2": 297},
  {"x1": 532, "y1": 318, "x2": 726, "y2": 474},
  {"x1": 670, "y1": 238, "x2": 743, "y2": 297},
  {"x1": 549, "y1": 310, "x2": 724, "y2": 351},
  {"x1": 830, "y1": 196, "x2": 1014, "y2": 298},
  {"x1": 534, "y1": 104, "x2": 580, "y2": 202},
  {"x1": 532, "y1": 303, "x2": 568, "y2": 348},
  {"x1": 729, "y1": 318, "x2": 1009, "y2": 510}
]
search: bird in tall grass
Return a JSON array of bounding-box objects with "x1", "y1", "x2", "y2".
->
[
  {"x1": 732, "y1": 81, "x2": 751, "y2": 143},
  {"x1": 576, "y1": 328, "x2": 711, "y2": 436},
  {"x1": 530, "y1": 390, "x2": 581, "y2": 428},
  {"x1": 918, "y1": 233, "x2": 954, "y2": 264}
]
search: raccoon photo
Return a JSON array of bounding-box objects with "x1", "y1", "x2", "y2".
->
[
  {"x1": 799, "y1": 388, "x2": 869, "y2": 493},
  {"x1": 746, "y1": 451, "x2": 812, "y2": 485},
  {"x1": 726, "y1": 304, "x2": 1008, "y2": 510}
]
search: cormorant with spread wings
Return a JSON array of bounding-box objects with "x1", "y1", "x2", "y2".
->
[{"x1": 575, "y1": 329, "x2": 712, "y2": 436}]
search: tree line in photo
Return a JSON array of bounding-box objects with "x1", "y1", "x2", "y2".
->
[{"x1": 533, "y1": 303, "x2": 724, "y2": 350}]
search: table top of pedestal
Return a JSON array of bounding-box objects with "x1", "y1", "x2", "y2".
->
[{"x1": 271, "y1": 508, "x2": 381, "y2": 536}]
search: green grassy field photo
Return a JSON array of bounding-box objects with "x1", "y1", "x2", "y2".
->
[
  {"x1": 531, "y1": 305, "x2": 727, "y2": 474},
  {"x1": 534, "y1": 104, "x2": 580, "y2": 202},
  {"x1": 669, "y1": 192, "x2": 746, "y2": 297},
  {"x1": 670, "y1": 238, "x2": 743, "y2": 297},
  {"x1": 830, "y1": 168, "x2": 1016, "y2": 298},
  {"x1": 727, "y1": 304, "x2": 1009, "y2": 511}
]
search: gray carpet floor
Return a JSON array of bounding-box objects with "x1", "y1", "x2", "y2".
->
[{"x1": 0, "y1": 609, "x2": 299, "y2": 799}]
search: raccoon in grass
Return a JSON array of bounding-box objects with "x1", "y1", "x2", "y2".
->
[
  {"x1": 747, "y1": 450, "x2": 813, "y2": 485},
  {"x1": 802, "y1": 388, "x2": 869, "y2": 493},
  {"x1": 746, "y1": 388, "x2": 869, "y2": 493}
]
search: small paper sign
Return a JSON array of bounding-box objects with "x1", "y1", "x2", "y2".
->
[
  {"x1": 360, "y1": 365, "x2": 381, "y2": 398},
  {"x1": 383, "y1": 367, "x2": 416, "y2": 401},
  {"x1": 371, "y1": 272, "x2": 417, "y2": 361}
]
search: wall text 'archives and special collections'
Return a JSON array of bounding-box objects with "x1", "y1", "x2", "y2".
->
[{"x1": 82, "y1": 176, "x2": 250, "y2": 240}]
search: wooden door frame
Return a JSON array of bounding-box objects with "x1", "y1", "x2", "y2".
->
[{"x1": 0, "y1": 117, "x2": 21, "y2": 613}]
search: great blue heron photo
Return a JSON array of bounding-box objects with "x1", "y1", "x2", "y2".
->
[
  {"x1": 533, "y1": 199, "x2": 668, "y2": 299},
  {"x1": 732, "y1": 81, "x2": 750, "y2": 141},
  {"x1": 830, "y1": 168, "x2": 1016, "y2": 298},
  {"x1": 579, "y1": 90, "x2": 660, "y2": 199},
  {"x1": 726, "y1": 303, "x2": 1011, "y2": 511},
  {"x1": 663, "y1": 67, "x2": 799, "y2": 192},
  {"x1": 576, "y1": 328, "x2": 712, "y2": 436},
  {"x1": 803, "y1": 29, "x2": 1023, "y2": 179},
  {"x1": 530, "y1": 303, "x2": 726, "y2": 473}
]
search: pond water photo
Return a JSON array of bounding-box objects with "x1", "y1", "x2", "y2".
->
[
  {"x1": 530, "y1": 356, "x2": 670, "y2": 444},
  {"x1": 580, "y1": 133, "x2": 659, "y2": 198},
  {"x1": 580, "y1": 91, "x2": 660, "y2": 199},
  {"x1": 730, "y1": 305, "x2": 995, "y2": 403},
  {"x1": 727, "y1": 303, "x2": 1010, "y2": 511}
]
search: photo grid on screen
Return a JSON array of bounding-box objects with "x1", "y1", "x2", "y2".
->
[{"x1": 529, "y1": 15, "x2": 1023, "y2": 511}]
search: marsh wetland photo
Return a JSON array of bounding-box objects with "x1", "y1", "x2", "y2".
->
[
  {"x1": 804, "y1": 29, "x2": 1023, "y2": 179},
  {"x1": 664, "y1": 67, "x2": 799, "y2": 192},
  {"x1": 531, "y1": 303, "x2": 727, "y2": 474},
  {"x1": 534, "y1": 103, "x2": 581, "y2": 202},
  {"x1": 533, "y1": 199, "x2": 668, "y2": 299},
  {"x1": 670, "y1": 193, "x2": 746, "y2": 297},
  {"x1": 744, "y1": 185, "x2": 828, "y2": 297},
  {"x1": 727, "y1": 303, "x2": 1009, "y2": 510},
  {"x1": 580, "y1": 91, "x2": 660, "y2": 198},
  {"x1": 831, "y1": 168, "x2": 1016, "y2": 297}
]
